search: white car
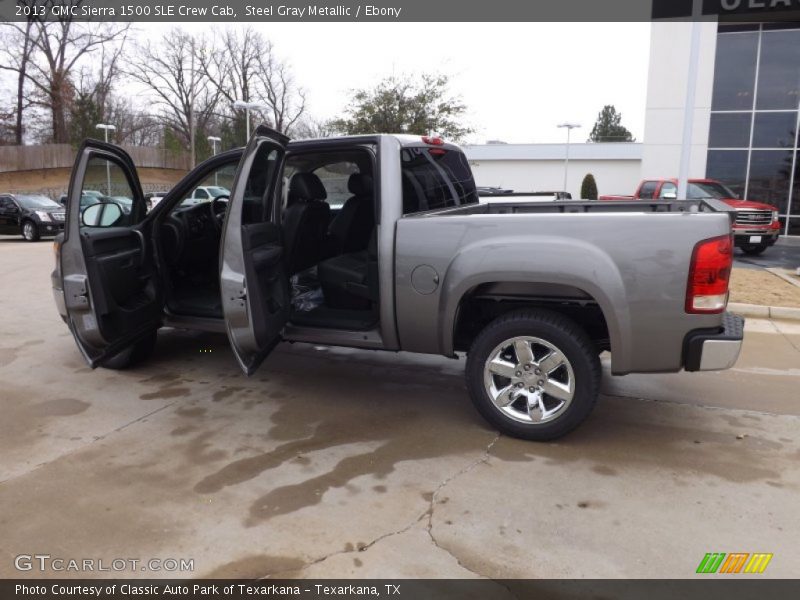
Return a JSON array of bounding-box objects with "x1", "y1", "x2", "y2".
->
[{"x1": 181, "y1": 185, "x2": 230, "y2": 207}]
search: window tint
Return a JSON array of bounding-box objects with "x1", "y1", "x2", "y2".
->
[
  {"x1": 756, "y1": 30, "x2": 800, "y2": 110},
  {"x1": 400, "y1": 147, "x2": 477, "y2": 214},
  {"x1": 711, "y1": 32, "x2": 758, "y2": 111},
  {"x1": 242, "y1": 144, "x2": 280, "y2": 224},
  {"x1": 747, "y1": 150, "x2": 793, "y2": 212},
  {"x1": 639, "y1": 181, "x2": 658, "y2": 199},
  {"x1": 708, "y1": 113, "x2": 752, "y2": 148},
  {"x1": 706, "y1": 150, "x2": 749, "y2": 198},
  {"x1": 80, "y1": 156, "x2": 138, "y2": 228},
  {"x1": 752, "y1": 112, "x2": 798, "y2": 148},
  {"x1": 0, "y1": 197, "x2": 15, "y2": 210}
]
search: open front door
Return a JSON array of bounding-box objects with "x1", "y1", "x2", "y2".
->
[
  {"x1": 61, "y1": 140, "x2": 160, "y2": 367},
  {"x1": 221, "y1": 126, "x2": 290, "y2": 375}
]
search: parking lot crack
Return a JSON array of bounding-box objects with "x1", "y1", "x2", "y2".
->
[
  {"x1": 0, "y1": 400, "x2": 179, "y2": 488},
  {"x1": 260, "y1": 433, "x2": 502, "y2": 580},
  {"x1": 423, "y1": 433, "x2": 501, "y2": 580}
]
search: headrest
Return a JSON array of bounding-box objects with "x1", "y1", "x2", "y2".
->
[
  {"x1": 289, "y1": 172, "x2": 327, "y2": 203},
  {"x1": 348, "y1": 173, "x2": 373, "y2": 196}
]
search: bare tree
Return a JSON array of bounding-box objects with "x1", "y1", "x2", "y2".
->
[
  {"x1": 0, "y1": 2, "x2": 39, "y2": 144},
  {"x1": 14, "y1": 2, "x2": 130, "y2": 143},
  {"x1": 128, "y1": 28, "x2": 220, "y2": 166},
  {"x1": 198, "y1": 27, "x2": 306, "y2": 136}
]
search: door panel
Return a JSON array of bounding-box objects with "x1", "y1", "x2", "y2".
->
[
  {"x1": 221, "y1": 125, "x2": 289, "y2": 375},
  {"x1": 61, "y1": 141, "x2": 161, "y2": 367}
]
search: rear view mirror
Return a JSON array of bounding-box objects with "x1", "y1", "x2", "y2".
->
[{"x1": 82, "y1": 202, "x2": 123, "y2": 227}]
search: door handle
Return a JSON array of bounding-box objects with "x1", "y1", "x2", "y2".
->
[{"x1": 132, "y1": 229, "x2": 146, "y2": 266}]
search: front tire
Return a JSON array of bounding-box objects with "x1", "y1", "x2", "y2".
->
[
  {"x1": 101, "y1": 330, "x2": 158, "y2": 370},
  {"x1": 466, "y1": 310, "x2": 601, "y2": 441},
  {"x1": 741, "y1": 243, "x2": 768, "y2": 256},
  {"x1": 22, "y1": 220, "x2": 40, "y2": 242}
]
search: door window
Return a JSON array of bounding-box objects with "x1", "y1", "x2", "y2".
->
[
  {"x1": 79, "y1": 157, "x2": 140, "y2": 228},
  {"x1": 0, "y1": 197, "x2": 15, "y2": 211},
  {"x1": 639, "y1": 181, "x2": 658, "y2": 199},
  {"x1": 659, "y1": 182, "x2": 678, "y2": 199}
]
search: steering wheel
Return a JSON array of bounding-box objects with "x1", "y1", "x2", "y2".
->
[{"x1": 210, "y1": 195, "x2": 230, "y2": 228}]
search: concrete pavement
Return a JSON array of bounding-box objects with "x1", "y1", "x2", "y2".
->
[{"x1": 1, "y1": 238, "x2": 798, "y2": 579}]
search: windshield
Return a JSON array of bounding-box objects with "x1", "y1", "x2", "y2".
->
[
  {"x1": 17, "y1": 195, "x2": 60, "y2": 209},
  {"x1": 687, "y1": 182, "x2": 736, "y2": 200},
  {"x1": 206, "y1": 186, "x2": 229, "y2": 197}
]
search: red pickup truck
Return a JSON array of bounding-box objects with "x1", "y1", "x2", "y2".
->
[{"x1": 600, "y1": 178, "x2": 781, "y2": 255}]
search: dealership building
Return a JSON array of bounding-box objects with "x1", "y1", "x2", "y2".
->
[{"x1": 466, "y1": 20, "x2": 800, "y2": 237}]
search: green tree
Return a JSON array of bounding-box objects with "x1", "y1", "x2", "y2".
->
[
  {"x1": 581, "y1": 173, "x2": 598, "y2": 200},
  {"x1": 330, "y1": 73, "x2": 473, "y2": 142},
  {"x1": 589, "y1": 105, "x2": 634, "y2": 143}
]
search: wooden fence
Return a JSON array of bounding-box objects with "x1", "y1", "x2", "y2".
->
[{"x1": 0, "y1": 144, "x2": 191, "y2": 173}]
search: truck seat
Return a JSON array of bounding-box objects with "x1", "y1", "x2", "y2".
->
[
  {"x1": 283, "y1": 173, "x2": 330, "y2": 275},
  {"x1": 317, "y1": 230, "x2": 378, "y2": 310},
  {"x1": 327, "y1": 174, "x2": 375, "y2": 254}
]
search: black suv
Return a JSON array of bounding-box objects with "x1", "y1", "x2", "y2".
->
[{"x1": 0, "y1": 193, "x2": 65, "y2": 241}]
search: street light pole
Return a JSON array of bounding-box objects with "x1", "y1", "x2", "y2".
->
[
  {"x1": 96, "y1": 123, "x2": 117, "y2": 196},
  {"x1": 557, "y1": 123, "x2": 581, "y2": 195},
  {"x1": 208, "y1": 136, "x2": 221, "y2": 185},
  {"x1": 233, "y1": 100, "x2": 268, "y2": 144}
]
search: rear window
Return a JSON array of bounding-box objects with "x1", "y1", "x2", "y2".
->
[{"x1": 401, "y1": 147, "x2": 478, "y2": 214}]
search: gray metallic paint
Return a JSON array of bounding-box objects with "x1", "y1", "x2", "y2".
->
[{"x1": 395, "y1": 210, "x2": 732, "y2": 374}]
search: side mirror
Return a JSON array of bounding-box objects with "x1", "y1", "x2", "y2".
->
[
  {"x1": 662, "y1": 191, "x2": 678, "y2": 200},
  {"x1": 82, "y1": 202, "x2": 123, "y2": 227}
]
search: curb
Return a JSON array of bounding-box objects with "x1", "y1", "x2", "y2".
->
[
  {"x1": 766, "y1": 267, "x2": 800, "y2": 289},
  {"x1": 728, "y1": 302, "x2": 800, "y2": 321}
]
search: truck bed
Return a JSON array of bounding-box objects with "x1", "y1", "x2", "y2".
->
[{"x1": 434, "y1": 198, "x2": 735, "y2": 217}]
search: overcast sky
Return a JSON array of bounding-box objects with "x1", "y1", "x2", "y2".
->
[{"x1": 134, "y1": 22, "x2": 652, "y2": 144}]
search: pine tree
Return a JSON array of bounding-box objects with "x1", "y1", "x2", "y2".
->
[
  {"x1": 581, "y1": 174, "x2": 598, "y2": 200},
  {"x1": 589, "y1": 105, "x2": 634, "y2": 143}
]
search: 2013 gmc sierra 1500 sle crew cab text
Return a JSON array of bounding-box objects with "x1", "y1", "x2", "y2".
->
[{"x1": 51, "y1": 128, "x2": 744, "y2": 440}]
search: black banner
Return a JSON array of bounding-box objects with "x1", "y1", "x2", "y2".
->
[
  {"x1": 3, "y1": 580, "x2": 800, "y2": 600},
  {"x1": 2, "y1": 0, "x2": 800, "y2": 22}
]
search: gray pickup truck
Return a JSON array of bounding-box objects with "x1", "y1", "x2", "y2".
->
[{"x1": 52, "y1": 127, "x2": 744, "y2": 440}]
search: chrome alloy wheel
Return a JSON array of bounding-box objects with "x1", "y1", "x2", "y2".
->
[
  {"x1": 483, "y1": 336, "x2": 575, "y2": 425},
  {"x1": 23, "y1": 221, "x2": 35, "y2": 240}
]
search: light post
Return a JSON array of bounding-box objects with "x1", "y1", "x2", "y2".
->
[
  {"x1": 96, "y1": 123, "x2": 117, "y2": 196},
  {"x1": 208, "y1": 136, "x2": 221, "y2": 185},
  {"x1": 232, "y1": 100, "x2": 268, "y2": 142},
  {"x1": 557, "y1": 123, "x2": 581, "y2": 195}
]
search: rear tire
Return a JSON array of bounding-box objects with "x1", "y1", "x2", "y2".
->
[
  {"x1": 22, "y1": 220, "x2": 40, "y2": 242},
  {"x1": 741, "y1": 243, "x2": 768, "y2": 256},
  {"x1": 466, "y1": 309, "x2": 601, "y2": 441},
  {"x1": 101, "y1": 330, "x2": 158, "y2": 370}
]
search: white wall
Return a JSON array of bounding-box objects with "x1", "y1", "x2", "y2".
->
[
  {"x1": 468, "y1": 159, "x2": 643, "y2": 197},
  {"x1": 641, "y1": 21, "x2": 718, "y2": 179}
]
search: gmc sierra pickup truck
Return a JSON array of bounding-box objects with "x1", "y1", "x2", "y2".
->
[
  {"x1": 600, "y1": 178, "x2": 781, "y2": 255},
  {"x1": 52, "y1": 128, "x2": 744, "y2": 441}
]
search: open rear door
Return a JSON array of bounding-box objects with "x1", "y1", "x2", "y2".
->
[
  {"x1": 61, "y1": 140, "x2": 160, "y2": 367},
  {"x1": 221, "y1": 125, "x2": 290, "y2": 375}
]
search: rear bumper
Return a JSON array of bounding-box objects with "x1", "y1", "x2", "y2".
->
[{"x1": 683, "y1": 312, "x2": 744, "y2": 372}]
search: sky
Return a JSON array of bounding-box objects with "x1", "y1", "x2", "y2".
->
[{"x1": 133, "y1": 22, "x2": 652, "y2": 144}]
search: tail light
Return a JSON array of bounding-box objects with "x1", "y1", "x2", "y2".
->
[
  {"x1": 686, "y1": 235, "x2": 733, "y2": 314},
  {"x1": 422, "y1": 135, "x2": 444, "y2": 146}
]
